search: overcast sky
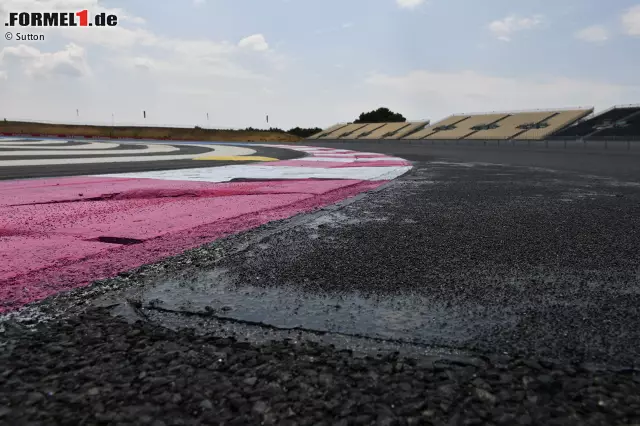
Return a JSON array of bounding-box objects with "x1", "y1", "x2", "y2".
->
[{"x1": 1, "y1": 0, "x2": 640, "y2": 129}]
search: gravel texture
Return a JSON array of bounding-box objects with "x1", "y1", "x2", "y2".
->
[
  {"x1": 2, "y1": 309, "x2": 640, "y2": 426},
  {"x1": 4, "y1": 144, "x2": 640, "y2": 424},
  {"x1": 107, "y1": 158, "x2": 640, "y2": 366}
]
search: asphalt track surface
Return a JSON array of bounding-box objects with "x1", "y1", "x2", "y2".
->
[
  {"x1": 3, "y1": 141, "x2": 640, "y2": 425},
  {"x1": 0, "y1": 140, "x2": 304, "y2": 180}
]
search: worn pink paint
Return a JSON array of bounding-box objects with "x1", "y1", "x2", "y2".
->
[
  {"x1": 261, "y1": 160, "x2": 411, "y2": 168},
  {"x1": 260, "y1": 160, "x2": 357, "y2": 168},
  {"x1": 311, "y1": 154, "x2": 388, "y2": 159},
  {"x1": 0, "y1": 176, "x2": 360, "y2": 206},
  {"x1": 0, "y1": 177, "x2": 386, "y2": 312},
  {"x1": 334, "y1": 161, "x2": 411, "y2": 168}
]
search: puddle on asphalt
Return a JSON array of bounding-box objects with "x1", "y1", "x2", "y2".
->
[
  {"x1": 304, "y1": 211, "x2": 389, "y2": 229},
  {"x1": 136, "y1": 268, "x2": 504, "y2": 345}
]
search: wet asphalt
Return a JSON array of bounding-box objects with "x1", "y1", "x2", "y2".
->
[{"x1": 3, "y1": 141, "x2": 640, "y2": 424}]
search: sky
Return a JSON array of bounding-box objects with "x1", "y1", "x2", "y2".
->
[{"x1": 1, "y1": 0, "x2": 640, "y2": 130}]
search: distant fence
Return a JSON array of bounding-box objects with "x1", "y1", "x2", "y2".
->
[{"x1": 308, "y1": 138, "x2": 640, "y2": 152}]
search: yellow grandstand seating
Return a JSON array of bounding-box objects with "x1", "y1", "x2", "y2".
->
[
  {"x1": 467, "y1": 112, "x2": 555, "y2": 140},
  {"x1": 404, "y1": 115, "x2": 469, "y2": 140},
  {"x1": 513, "y1": 109, "x2": 594, "y2": 140},
  {"x1": 308, "y1": 123, "x2": 348, "y2": 139},
  {"x1": 341, "y1": 123, "x2": 387, "y2": 139},
  {"x1": 360, "y1": 122, "x2": 411, "y2": 139},
  {"x1": 318, "y1": 123, "x2": 368, "y2": 139},
  {"x1": 384, "y1": 121, "x2": 430, "y2": 139},
  {"x1": 425, "y1": 114, "x2": 508, "y2": 139}
]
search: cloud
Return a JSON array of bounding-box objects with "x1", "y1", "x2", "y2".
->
[
  {"x1": 574, "y1": 25, "x2": 609, "y2": 43},
  {"x1": 363, "y1": 69, "x2": 640, "y2": 119},
  {"x1": 238, "y1": 34, "x2": 269, "y2": 52},
  {"x1": 622, "y1": 5, "x2": 640, "y2": 36},
  {"x1": 132, "y1": 57, "x2": 154, "y2": 71},
  {"x1": 1, "y1": 0, "x2": 280, "y2": 82},
  {"x1": 396, "y1": 0, "x2": 425, "y2": 9},
  {"x1": 0, "y1": 43, "x2": 90, "y2": 78},
  {"x1": 193, "y1": 0, "x2": 205, "y2": 5},
  {"x1": 488, "y1": 15, "x2": 544, "y2": 41}
]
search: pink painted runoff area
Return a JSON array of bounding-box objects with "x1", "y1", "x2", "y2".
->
[
  {"x1": 0, "y1": 176, "x2": 385, "y2": 312},
  {"x1": 260, "y1": 160, "x2": 411, "y2": 168},
  {"x1": 311, "y1": 154, "x2": 389, "y2": 159}
]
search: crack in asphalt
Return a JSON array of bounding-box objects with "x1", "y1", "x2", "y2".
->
[{"x1": 134, "y1": 302, "x2": 481, "y2": 358}]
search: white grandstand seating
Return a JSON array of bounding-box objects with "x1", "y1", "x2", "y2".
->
[
  {"x1": 308, "y1": 123, "x2": 348, "y2": 139},
  {"x1": 425, "y1": 114, "x2": 508, "y2": 139},
  {"x1": 318, "y1": 123, "x2": 368, "y2": 139},
  {"x1": 467, "y1": 112, "x2": 555, "y2": 140},
  {"x1": 384, "y1": 121, "x2": 430, "y2": 139},
  {"x1": 514, "y1": 108, "x2": 592, "y2": 139},
  {"x1": 403, "y1": 116, "x2": 469, "y2": 140},
  {"x1": 360, "y1": 122, "x2": 411, "y2": 139},
  {"x1": 341, "y1": 123, "x2": 387, "y2": 139}
]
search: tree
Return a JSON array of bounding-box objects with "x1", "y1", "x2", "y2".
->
[
  {"x1": 354, "y1": 107, "x2": 406, "y2": 123},
  {"x1": 287, "y1": 127, "x2": 323, "y2": 138}
]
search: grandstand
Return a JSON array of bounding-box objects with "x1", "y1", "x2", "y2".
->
[
  {"x1": 307, "y1": 105, "x2": 640, "y2": 142},
  {"x1": 424, "y1": 114, "x2": 509, "y2": 140},
  {"x1": 308, "y1": 123, "x2": 348, "y2": 139},
  {"x1": 383, "y1": 121, "x2": 430, "y2": 139},
  {"x1": 514, "y1": 109, "x2": 593, "y2": 140},
  {"x1": 341, "y1": 123, "x2": 387, "y2": 140},
  {"x1": 466, "y1": 112, "x2": 555, "y2": 140},
  {"x1": 317, "y1": 123, "x2": 368, "y2": 139},
  {"x1": 360, "y1": 122, "x2": 412, "y2": 139},
  {"x1": 310, "y1": 121, "x2": 429, "y2": 140},
  {"x1": 404, "y1": 108, "x2": 592, "y2": 140},
  {"x1": 403, "y1": 116, "x2": 469, "y2": 140},
  {"x1": 551, "y1": 105, "x2": 640, "y2": 139}
]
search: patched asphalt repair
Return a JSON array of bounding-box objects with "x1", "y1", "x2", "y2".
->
[{"x1": 3, "y1": 143, "x2": 640, "y2": 425}]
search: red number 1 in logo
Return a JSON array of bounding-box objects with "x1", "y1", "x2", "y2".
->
[{"x1": 76, "y1": 9, "x2": 88, "y2": 26}]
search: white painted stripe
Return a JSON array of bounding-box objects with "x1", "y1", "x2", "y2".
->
[
  {"x1": 0, "y1": 139, "x2": 70, "y2": 145},
  {"x1": 191, "y1": 145, "x2": 257, "y2": 157},
  {"x1": 0, "y1": 154, "x2": 208, "y2": 167},
  {"x1": 0, "y1": 144, "x2": 262, "y2": 166},
  {"x1": 97, "y1": 165, "x2": 413, "y2": 182},
  {"x1": 0, "y1": 142, "x2": 122, "y2": 150},
  {"x1": 111, "y1": 142, "x2": 258, "y2": 157},
  {"x1": 0, "y1": 145, "x2": 180, "y2": 156}
]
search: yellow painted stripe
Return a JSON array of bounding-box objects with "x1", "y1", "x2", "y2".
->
[{"x1": 193, "y1": 155, "x2": 278, "y2": 162}]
